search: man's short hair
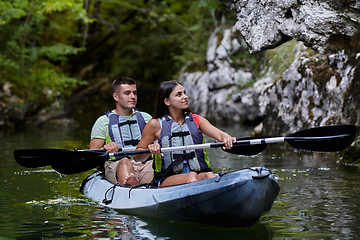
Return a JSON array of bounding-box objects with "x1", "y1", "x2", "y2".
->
[{"x1": 112, "y1": 77, "x2": 136, "y2": 93}]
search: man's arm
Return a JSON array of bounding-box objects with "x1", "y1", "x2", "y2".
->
[
  {"x1": 90, "y1": 138, "x2": 120, "y2": 153},
  {"x1": 89, "y1": 138, "x2": 105, "y2": 149},
  {"x1": 89, "y1": 115, "x2": 108, "y2": 150}
]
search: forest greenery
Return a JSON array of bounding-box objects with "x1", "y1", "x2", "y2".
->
[
  {"x1": 0, "y1": 0, "x2": 238, "y2": 116},
  {"x1": 0, "y1": 0, "x2": 289, "y2": 128},
  {"x1": 265, "y1": 39, "x2": 299, "y2": 80},
  {"x1": 0, "y1": 0, "x2": 89, "y2": 104}
]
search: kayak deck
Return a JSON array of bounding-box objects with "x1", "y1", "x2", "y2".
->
[{"x1": 81, "y1": 167, "x2": 279, "y2": 227}]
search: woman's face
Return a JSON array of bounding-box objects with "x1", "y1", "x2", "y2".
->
[{"x1": 164, "y1": 84, "x2": 188, "y2": 110}]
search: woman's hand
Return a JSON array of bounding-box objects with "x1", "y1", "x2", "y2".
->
[
  {"x1": 148, "y1": 143, "x2": 161, "y2": 155},
  {"x1": 222, "y1": 137, "x2": 237, "y2": 149}
]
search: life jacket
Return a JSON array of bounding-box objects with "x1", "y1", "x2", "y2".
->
[
  {"x1": 154, "y1": 113, "x2": 211, "y2": 179},
  {"x1": 106, "y1": 110, "x2": 146, "y2": 148}
]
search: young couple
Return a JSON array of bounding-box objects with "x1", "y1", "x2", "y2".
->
[{"x1": 90, "y1": 77, "x2": 235, "y2": 187}]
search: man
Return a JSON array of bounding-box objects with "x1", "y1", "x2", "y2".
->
[{"x1": 89, "y1": 77, "x2": 153, "y2": 186}]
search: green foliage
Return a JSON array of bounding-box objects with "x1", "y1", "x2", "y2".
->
[
  {"x1": 265, "y1": 39, "x2": 298, "y2": 79},
  {"x1": 0, "y1": 1, "x2": 27, "y2": 25},
  {"x1": 176, "y1": 0, "x2": 236, "y2": 67},
  {"x1": 69, "y1": 0, "x2": 237, "y2": 111},
  {"x1": 230, "y1": 50, "x2": 266, "y2": 80},
  {"x1": 0, "y1": 0, "x2": 89, "y2": 106},
  {"x1": 38, "y1": 43, "x2": 83, "y2": 64},
  {"x1": 0, "y1": 0, "x2": 238, "y2": 123}
]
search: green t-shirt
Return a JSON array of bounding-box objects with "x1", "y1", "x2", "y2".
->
[{"x1": 90, "y1": 109, "x2": 152, "y2": 144}]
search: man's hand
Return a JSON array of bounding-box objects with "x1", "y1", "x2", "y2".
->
[{"x1": 103, "y1": 142, "x2": 119, "y2": 153}]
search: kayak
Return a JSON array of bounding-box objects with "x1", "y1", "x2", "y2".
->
[{"x1": 80, "y1": 167, "x2": 280, "y2": 227}]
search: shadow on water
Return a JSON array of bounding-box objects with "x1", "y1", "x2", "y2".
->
[{"x1": 141, "y1": 219, "x2": 272, "y2": 240}]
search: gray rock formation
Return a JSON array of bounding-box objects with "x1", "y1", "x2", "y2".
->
[
  {"x1": 180, "y1": 24, "x2": 360, "y2": 130},
  {"x1": 219, "y1": 0, "x2": 360, "y2": 54},
  {"x1": 180, "y1": 27, "x2": 257, "y2": 123},
  {"x1": 180, "y1": 1, "x2": 360, "y2": 162},
  {"x1": 259, "y1": 48, "x2": 360, "y2": 136}
]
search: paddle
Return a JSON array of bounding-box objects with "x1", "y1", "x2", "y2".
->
[
  {"x1": 227, "y1": 124, "x2": 356, "y2": 153},
  {"x1": 14, "y1": 124, "x2": 356, "y2": 174},
  {"x1": 13, "y1": 147, "x2": 136, "y2": 168},
  {"x1": 49, "y1": 138, "x2": 267, "y2": 174},
  {"x1": 14, "y1": 136, "x2": 267, "y2": 174}
]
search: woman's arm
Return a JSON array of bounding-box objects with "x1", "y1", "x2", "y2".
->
[
  {"x1": 197, "y1": 116, "x2": 236, "y2": 149},
  {"x1": 133, "y1": 118, "x2": 161, "y2": 162}
]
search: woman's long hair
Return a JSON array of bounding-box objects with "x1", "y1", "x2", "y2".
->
[{"x1": 153, "y1": 80, "x2": 192, "y2": 119}]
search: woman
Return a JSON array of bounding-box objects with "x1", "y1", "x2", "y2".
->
[{"x1": 133, "y1": 80, "x2": 236, "y2": 187}]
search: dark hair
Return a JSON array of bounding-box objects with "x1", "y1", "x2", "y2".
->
[
  {"x1": 153, "y1": 80, "x2": 192, "y2": 118},
  {"x1": 112, "y1": 77, "x2": 136, "y2": 93}
]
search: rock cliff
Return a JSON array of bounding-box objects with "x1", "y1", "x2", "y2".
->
[
  {"x1": 219, "y1": 0, "x2": 360, "y2": 54},
  {"x1": 179, "y1": 19, "x2": 360, "y2": 163}
]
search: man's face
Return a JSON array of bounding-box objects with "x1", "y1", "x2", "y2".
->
[{"x1": 114, "y1": 84, "x2": 137, "y2": 110}]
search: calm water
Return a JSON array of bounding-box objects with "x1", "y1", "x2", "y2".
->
[{"x1": 1, "y1": 125, "x2": 360, "y2": 239}]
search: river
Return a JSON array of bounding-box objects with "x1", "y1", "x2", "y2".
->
[{"x1": 1, "y1": 124, "x2": 360, "y2": 239}]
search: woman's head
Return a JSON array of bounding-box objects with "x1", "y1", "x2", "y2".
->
[{"x1": 153, "y1": 80, "x2": 191, "y2": 118}]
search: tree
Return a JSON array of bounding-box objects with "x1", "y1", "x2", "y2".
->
[
  {"x1": 0, "y1": 0, "x2": 235, "y2": 128},
  {"x1": 0, "y1": 0, "x2": 90, "y2": 104}
]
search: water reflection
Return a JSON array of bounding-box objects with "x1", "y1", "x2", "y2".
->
[
  {"x1": 261, "y1": 151, "x2": 360, "y2": 239},
  {"x1": 88, "y1": 207, "x2": 273, "y2": 240},
  {"x1": 90, "y1": 208, "x2": 158, "y2": 239}
]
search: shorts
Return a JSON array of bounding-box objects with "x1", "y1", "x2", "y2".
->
[
  {"x1": 154, "y1": 162, "x2": 191, "y2": 185},
  {"x1": 104, "y1": 159, "x2": 154, "y2": 184},
  {"x1": 179, "y1": 162, "x2": 191, "y2": 174}
]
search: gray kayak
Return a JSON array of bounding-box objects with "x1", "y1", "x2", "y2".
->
[{"x1": 80, "y1": 167, "x2": 280, "y2": 227}]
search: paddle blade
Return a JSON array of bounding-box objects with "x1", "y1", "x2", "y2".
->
[
  {"x1": 51, "y1": 152, "x2": 108, "y2": 174},
  {"x1": 14, "y1": 148, "x2": 106, "y2": 172},
  {"x1": 223, "y1": 137, "x2": 268, "y2": 155},
  {"x1": 285, "y1": 124, "x2": 356, "y2": 152},
  {"x1": 14, "y1": 148, "x2": 70, "y2": 168}
]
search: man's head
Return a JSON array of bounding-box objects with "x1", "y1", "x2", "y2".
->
[
  {"x1": 112, "y1": 77, "x2": 136, "y2": 93},
  {"x1": 112, "y1": 77, "x2": 137, "y2": 114}
]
